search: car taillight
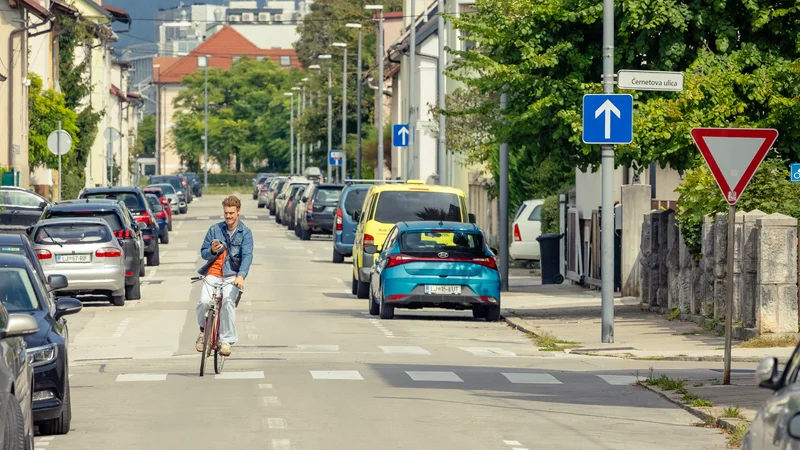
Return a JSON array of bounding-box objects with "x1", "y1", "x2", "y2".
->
[
  {"x1": 96, "y1": 247, "x2": 122, "y2": 258},
  {"x1": 513, "y1": 223, "x2": 521, "y2": 241},
  {"x1": 35, "y1": 249, "x2": 52, "y2": 260},
  {"x1": 335, "y1": 208, "x2": 343, "y2": 231},
  {"x1": 135, "y1": 212, "x2": 152, "y2": 225},
  {"x1": 307, "y1": 200, "x2": 314, "y2": 213},
  {"x1": 364, "y1": 234, "x2": 375, "y2": 246},
  {"x1": 387, "y1": 254, "x2": 416, "y2": 268},
  {"x1": 473, "y1": 256, "x2": 498, "y2": 270},
  {"x1": 156, "y1": 210, "x2": 166, "y2": 219},
  {"x1": 114, "y1": 229, "x2": 133, "y2": 239},
  {"x1": 260, "y1": 188, "x2": 268, "y2": 193},
  {"x1": 160, "y1": 198, "x2": 170, "y2": 207}
]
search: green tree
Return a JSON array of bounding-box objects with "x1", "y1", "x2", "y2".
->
[
  {"x1": 133, "y1": 114, "x2": 156, "y2": 158},
  {"x1": 27, "y1": 73, "x2": 79, "y2": 170}
]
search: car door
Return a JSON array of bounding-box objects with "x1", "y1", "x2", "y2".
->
[
  {"x1": 354, "y1": 191, "x2": 377, "y2": 272},
  {"x1": 119, "y1": 207, "x2": 144, "y2": 261},
  {"x1": 6, "y1": 191, "x2": 47, "y2": 227},
  {"x1": 758, "y1": 348, "x2": 800, "y2": 449},
  {"x1": 372, "y1": 227, "x2": 398, "y2": 300},
  {"x1": 0, "y1": 191, "x2": 17, "y2": 226}
]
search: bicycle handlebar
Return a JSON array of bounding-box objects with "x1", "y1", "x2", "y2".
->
[{"x1": 191, "y1": 275, "x2": 242, "y2": 290}]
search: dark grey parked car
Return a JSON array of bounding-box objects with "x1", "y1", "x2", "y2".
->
[{"x1": 0, "y1": 301, "x2": 38, "y2": 449}]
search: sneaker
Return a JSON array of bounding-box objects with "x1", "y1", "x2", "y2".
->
[
  {"x1": 219, "y1": 342, "x2": 232, "y2": 356},
  {"x1": 195, "y1": 332, "x2": 205, "y2": 352}
]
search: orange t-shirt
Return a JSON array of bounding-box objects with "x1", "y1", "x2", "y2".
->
[{"x1": 207, "y1": 249, "x2": 227, "y2": 277}]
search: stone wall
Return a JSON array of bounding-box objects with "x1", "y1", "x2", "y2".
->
[{"x1": 640, "y1": 209, "x2": 798, "y2": 337}]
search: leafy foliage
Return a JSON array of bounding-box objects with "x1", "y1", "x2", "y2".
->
[
  {"x1": 27, "y1": 74, "x2": 79, "y2": 170},
  {"x1": 675, "y1": 158, "x2": 800, "y2": 259},
  {"x1": 541, "y1": 195, "x2": 560, "y2": 234},
  {"x1": 133, "y1": 115, "x2": 156, "y2": 158}
]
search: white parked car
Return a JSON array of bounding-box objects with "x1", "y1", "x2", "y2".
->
[{"x1": 509, "y1": 199, "x2": 544, "y2": 261}]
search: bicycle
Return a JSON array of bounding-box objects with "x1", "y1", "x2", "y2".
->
[{"x1": 191, "y1": 276, "x2": 243, "y2": 376}]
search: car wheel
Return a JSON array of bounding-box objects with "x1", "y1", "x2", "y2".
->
[
  {"x1": 125, "y1": 276, "x2": 141, "y2": 300},
  {"x1": 4, "y1": 395, "x2": 26, "y2": 450},
  {"x1": 160, "y1": 229, "x2": 169, "y2": 244},
  {"x1": 168, "y1": 220, "x2": 173, "y2": 232},
  {"x1": 356, "y1": 278, "x2": 369, "y2": 299},
  {"x1": 368, "y1": 287, "x2": 379, "y2": 316},
  {"x1": 37, "y1": 382, "x2": 70, "y2": 435},
  {"x1": 301, "y1": 228, "x2": 311, "y2": 241},
  {"x1": 351, "y1": 276, "x2": 358, "y2": 296},
  {"x1": 287, "y1": 220, "x2": 295, "y2": 231},
  {"x1": 333, "y1": 249, "x2": 344, "y2": 264},
  {"x1": 139, "y1": 259, "x2": 145, "y2": 277},
  {"x1": 472, "y1": 308, "x2": 488, "y2": 319},
  {"x1": 275, "y1": 214, "x2": 281, "y2": 224},
  {"x1": 110, "y1": 293, "x2": 125, "y2": 307},
  {"x1": 180, "y1": 207, "x2": 188, "y2": 214},
  {"x1": 485, "y1": 305, "x2": 501, "y2": 322},
  {"x1": 253, "y1": 193, "x2": 257, "y2": 200},
  {"x1": 146, "y1": 243, "x2": 160, "y2": 266},
  {"x1": 379, "y1": 292, "x2": 394, "y2": 320},
  {"x1": 258, "y1": 203, "x2": 265, "y2": 208}
]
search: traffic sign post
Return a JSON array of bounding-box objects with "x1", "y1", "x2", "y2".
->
[
  {"x1": 329, "y1": 150, "x2": 343, "y2": 183},
  {"x1": 582, "y1": 94, "x2": 633, "y2": 144},
  {"x1": 392, "y1": 124, "x2": 409, "y2": 147},
  {"x1": 791, "y1": 163, "x2": 800, "y2": 182},
  {"x1": 690, "y1": 127, "x2": 779, "y2": 385},
  {"x1": 47, "y1": 121, "x2": 72, "y2": 201}
]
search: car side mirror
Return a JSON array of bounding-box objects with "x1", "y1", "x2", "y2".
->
[
  {"x1": 468, "y1": 213, "x2": 477, "y2": 224},
  {"x1": 756, "y1": 356, "x2": 779, "y2": 390},
  {"x1": 39, "y1": 201, "x2": 49, "y2": 209},
  {"x1": 364, "y1": 245, "x2": 378, "y2": 255},
  {"x1": 25, "y1": 225, "x2": 33, "y2": 236},
  {"x1": 3, "y1": 314, "x2": 39, "y2": 338},
  {"x1": 54, "y1": 297, "x2": 82, "y2": 320},
  {"x1": 302, "y1": 196, "x2": 309, "y2": 203},
  {"x1": 47, "y1": 274, "x2": 69, "y2": 291}
]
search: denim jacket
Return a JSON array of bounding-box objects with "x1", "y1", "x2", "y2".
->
[{"x1": 198, "y1": 221, "x2": 254, "y2": 278}]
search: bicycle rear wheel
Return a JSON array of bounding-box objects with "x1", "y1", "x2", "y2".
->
[{"x1": 199, "y1": 310, "x2": 215, "y2": 377}]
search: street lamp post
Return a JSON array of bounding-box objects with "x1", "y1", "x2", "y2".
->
[
  {"x1": 154, "y1": 64, "x2": 161, "y2": 175},
  {"x1": 365, "y1": 5, "x2": 384, "y2": 181},
  {"x1": 332, "y1": 42, "x2": 348, "y2": 183},
  {"x1": 292, "y1": 86, "x2": 301, "y2": 175},
  {"x1": 284, "y1": 92, "x2": 294, "y2": 175},
  {"x1": 198, "y1": 55, "x2": 211, "y2": 193},
  {"x1": 318, "y1": 54, "x2": 333, "y2": 182},
  {"x1": 346, "y1": 23, "x2": 363, "y2": 180},
  {"x1": 301, "y1": 77, "x2": 309, "y2": 173},
  {"x1": 308, "y1": 66, "x2": 321, "y2": 171}
]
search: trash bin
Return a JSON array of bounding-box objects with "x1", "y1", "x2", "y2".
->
[{"x1": 536, "y1": 233, "x2": 564, "y2": 284}]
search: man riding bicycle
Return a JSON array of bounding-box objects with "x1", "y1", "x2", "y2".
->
[{"x1": 196, "y1": 196, "x2": 253, "y2": 356}]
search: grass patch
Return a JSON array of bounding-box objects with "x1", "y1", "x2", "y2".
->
[
  {"x1": 722, "y1": 406, "x2": 743, "y2": 419},
  {"x1": 527, "y1": 332, "x2": 581, "y2": 351},
  {"x1": 691, "y1": 399, "x2": 714, "y2": 407},
  {"x1": 680, "y1": 330, "x2": 709, "y2": 336},
  {"x1": 639, "y1": 356, "x2": 666, "y2": 361},
  {"x1": 711, "y1": 378, "x2": 722, "y2": 385},
  {"x1": 205, "y1": 185, "x2": 251, "y2": 195},
  {"x1": 682, "y1": 391, "x2": 699, "y2": 403},
  {"x1": 693, "y1": 381, "x2": 704, "y2": 387},
  {"x1": 645, "y1": 375, "x2": 686, "y2": 391},
  {"x1": 667, "y1": 308, "x2": 681, "y2": 321},
  {"x1": 726, "y1": 424, "x2": 749, "y2": 448},
  {"x1": 736, "y1": 335, "x2": 799, "y2": 348}
]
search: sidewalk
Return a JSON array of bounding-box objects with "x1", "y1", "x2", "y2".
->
[{"x1": 502, "y1": 272, "x2": 795, "y2": 363}]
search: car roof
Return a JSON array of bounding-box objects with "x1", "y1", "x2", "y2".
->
[
  {"x1": 82, "y1": 187, "x2": 142, "y2": 194},
  {"x1": 0, "y1": 253, "x2": 31, "y2": 269},
  {"x1": 0, "y1": 234, "x2": 24, "y2": 245},
  {"x1": 396, "y1": 221, "x2": 480, "y2": 232},
  {"x1": 37, "y1": 217, "x2": 110, "y2": 227},
  {"x1": 366, "y1": 182, "x2": 466, "y2": 196},
  {"x1": 48, "y1": 200, "x2": 123, "y2": 212},
  {"x1": 316, "y1": 183, "x2": 344, "y2": 189}
]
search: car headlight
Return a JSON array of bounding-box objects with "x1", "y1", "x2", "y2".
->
[{"x1": 28, "y1": 344, "x2": 58, "y2": 367}]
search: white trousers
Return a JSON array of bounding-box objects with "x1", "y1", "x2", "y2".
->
[{"x1": 196, "y1": 275, "x2": 239, "y2": 344}]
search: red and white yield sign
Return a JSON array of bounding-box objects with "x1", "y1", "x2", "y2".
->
[{"x1": 690, "y1": 128, "x2": 779, "y2": 205}]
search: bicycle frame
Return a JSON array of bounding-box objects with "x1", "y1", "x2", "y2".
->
[{"x1": 192, "y1": 276, "x2": 240, "y2": 376}]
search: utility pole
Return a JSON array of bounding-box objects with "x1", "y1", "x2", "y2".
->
[
  {"x1": 366, "y1": 5, "x2": 385, "y2": 181},
  {"x1": 284, "y1": 91, "x2": 294, "y2": 175},
  {"x1": 198, "y1": 55, "x2": 210, "y2": 193},
  {"x1": 301, "y1": 78, "x2": 309, "y2": 173},
  {"x1": 347, "y1": 23, "x2": 363, "y2": 179},
  {"x1": 407, "y1": 0, "x2": 416, "y2": 180},
  {"x1": 499, "y1": 90, "x2": 509, "y2": 292},
  {"x1": 319, "y1": 54, "x2": 333, "y2": 182},
  {"x1": 154, "y1": 64, "x2": 161, "y2": 175},
  {"x1": 600, "y1": 0, "x2": 615, "y2": 343},
  {"x1": 333, "y1": 42, "x2": 348, "y2": 183},
  {"x1": 437, "y1": 10, "x2": 446, "y2": 185},
  {"x1": 293, "y1": 86, "x2": 301, "y2": 175},
  {"x1": 309, "y1": 64, "x2": 321, "y2": 172}
]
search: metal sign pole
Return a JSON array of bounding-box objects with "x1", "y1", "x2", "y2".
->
[
  {"x1": 600, "y1": 0, "x2": 615, "y2": 343},
  {"x1": 57, "y1": 120, "x2": 62, "y2": 201},
  {"x1": 723, "y1": 203, "x2": 735, "y2": 384}
]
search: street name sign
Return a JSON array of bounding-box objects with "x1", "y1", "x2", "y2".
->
[
  {"x1": 392, "y1": 124, "x2": 409, "y2": 147},
  {"x1": 582, "y1": 94, "x2": 633, "y2": 144},
  {"x1": 690, "y1": 128, "x2": 779, "y2": 205},
  {"x1": 329, "y1": 149, "x2": 343, "y2": 166},
  {"x1": 617, "y1": 70, "x2": 684, "y2": 92}
]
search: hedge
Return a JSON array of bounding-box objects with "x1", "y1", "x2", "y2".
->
[{"x1": 206, "y1": 173, "x2": 259, "y2": 186}]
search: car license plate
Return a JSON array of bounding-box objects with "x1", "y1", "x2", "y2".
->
[
  {"x1": 425, "y1": 285, "x2": 461, "y2": 295},
  {"x1": 56, "y1": 254, "x2": 91, "y2": 263},
  {"x1": 326, "y1": 206, "x2": 336, "y2": 212}
]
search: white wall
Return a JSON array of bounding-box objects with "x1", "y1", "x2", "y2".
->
[{"x1": 232, "y1": 24, "x2": 298, "y2": 49}]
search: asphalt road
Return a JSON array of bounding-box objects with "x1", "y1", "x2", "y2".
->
[{"x1": 42, "y1": 195, "x2": 730, "y2": 450}]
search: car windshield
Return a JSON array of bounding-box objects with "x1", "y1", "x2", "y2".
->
[
  {"x1": 150, "y1": 184, "x2": 176, "y2": 195},
  {"x1": 151, "y1": 177, "x2": 182, "y2": 191},
  {"x1": 399, "y1": 231, "x2": 485, "y2": 258},
  {"x1": 343, "y1": 189, "x2": 368, "y2": 218},
  {"x1": 258, "y1": 177, "x2": 270, "y2": 185},
  {"x1": 84, "y1": 192, "x2": 144, "y2": 212},
  {"x1": 48, "y1": 211, "x2": 123, "y2": 231},
  {"x1": 146, "y1": 195, "x2": 163, "y2": 212},
  {"x1": 290, "y1": 186, "x2": 304, "y2": 199},
  {"x1": 315, "y1": 187, "x2": 342, "y2": 203},
  {"x1": 0, "y1": 267, "x2": 40, "y2": 312},
  {"x1": 34, "y1": 223, "x2": 112, "y2": 245},
  {"x1": 373, "y1": 192, "x2": 462, "y2": 223}
]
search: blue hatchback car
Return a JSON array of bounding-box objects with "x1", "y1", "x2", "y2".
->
[
  {"x1": 365, "y1": 221, "x2": 501, "y2": 321},
  {"x1": 332, "y1": 184, "x2": 370, "y2": 263}
]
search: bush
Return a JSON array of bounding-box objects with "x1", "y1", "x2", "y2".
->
[
  {"x1": 61, "y1": 171, "x2": 85, "y2": 200},
  {"x1": 207, "y1": 173, "x2": 258, "y2": 186},
  {"x1": 676, "y1": 158, "x2": 800, "y2": 259},
  {"x1": 541, "y1": 195, "x2": 560, "y2": 234}
]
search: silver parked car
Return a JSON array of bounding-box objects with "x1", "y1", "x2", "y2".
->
[
  {"x1": 148, "y1": 183, "x2": 183, "y2": 215},
  {"x1": 29, "y1": 218, "x2": 127, "y2": 306}
]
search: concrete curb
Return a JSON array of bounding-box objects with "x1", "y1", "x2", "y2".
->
[
  {"x1": 637, "y1": 383, "x2": 750, "y2": 433},
  {"x1": 500, "y1": 311, "x2": 539, "y2": 336},
  {"x1": 569, "y1": 350, "x2": 765, "y2": 363}
]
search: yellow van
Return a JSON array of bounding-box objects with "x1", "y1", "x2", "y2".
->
[{"x1": 351, "y1": 181, "x2": 472, "y2": 298}]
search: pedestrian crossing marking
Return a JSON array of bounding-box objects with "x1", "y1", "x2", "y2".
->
[
  {"x1": 596, "y1": 375, "x2": 640, "y2": 385},
  {"x1": 310, "y1": 370, "x2": 363, "y2": 380},
  {"x1": 502, "y1": 373, "x2": 562, "y2": 384},
  {"x1": 379, "y1": 346, "x2": 430, "y2": 355},
  {"x1": 406, "y1": 371, "x2": 463, "y2": 382}
]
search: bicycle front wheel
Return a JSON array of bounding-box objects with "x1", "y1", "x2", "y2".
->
[
  {"x1": 199, "y1": 310, "x2": 215, "y2": 377},
  {"x1": 214, "y1": 348, "x2": 225, "y2": 374}
]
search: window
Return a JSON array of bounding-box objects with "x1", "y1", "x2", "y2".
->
[
  {"x1": 280, "y1": 56, "x2": 291, "y2": 67},
  {"x1": 242, "y1": 12, "x2": 255, "y2": 22},
  {"x1": 528, "y1": 205, "x2": 542, "y2": 221},
  {"x1": 34, "y1": 223, "x2": 113, "y2": 245},
  {"x1": 400, "y1": 230, "x2": 484, "y2": 258},
  {"x1": 256, "y1": 56, "x2": 265, "y2": 62},
  {"x1": 0, "y1": 268, "x2": 40, "y2": 312},
  {"x1": 514, "y1": 204, "x2": 527, "y2": 221},
  {"x1": 373, "y1": 191, "x2": 462, "y2": 223},
  {"x1": 343, "y1": 188, "x2": 368, "y2": 218},
  {"x1": 83, "y1": 192, "x2": 145, "y2": 213},
  {"x1": 48, "y1": 211, "x2": 123, "y2": 231},
  {"x1": 228, "y1": 14, "x2": 241, "y2": 22},
  {"x1": 233, "y1": 56, "x2": 242, "y2": 63},
  {"x1": 314, "y1": 187, "x2": 342, "y2": 203},
  {"x1": 2, "y1": 190, "x2": 44, "y2": 208},
  {"x1": 382, "y1": 227, "x2": 399, "y2": 252},
  {"x1": 146, "y1": 195, "x2": 163, "y2": 212}
]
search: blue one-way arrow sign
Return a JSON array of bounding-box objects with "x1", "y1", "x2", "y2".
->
[
  {"x1": 393, "y1": 124, "x2": 409, "y2": 147},
  {"x1": 582, "y1": 94, "x2": 633, "y2": 144}
]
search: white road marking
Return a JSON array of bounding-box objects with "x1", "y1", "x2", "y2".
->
[
  {"x1": 406, "y1": 371, "x2": 463, "y2": 382},
  {"x1": 502, "y1": 373, "x2": 562, "y2": 384},
  {"x1": 145, "y1": 268, "x2": 158, "y2": 279},
  {"x1": 284, "y1": 245, "x2": 303, "y2": 250},
  {"x1": 310, "y1": 370, "x2": 363, "y2": 380},
  {"x1": 246, "y1": 325, "x2": 257, "y2": 330},
  {"x1": 258, "y1": 384, "x2": 273, "y2": 389},
  {"x1": 306, "y1": 249, "x2": 313, "y2": 255},
  {"x1": 379, "y1": 346, "x2": 429, "y2": 355},
  {"x1": 243, "y1": 316, "x2": 253, "y2": 322},
  {"x1": 112, "y1": 318, "x2": 132, "y2": 338},
  {"x1": 35, "y1": 443, "x2": 49, "y2": 447},
  {"x1": 333, "y1": 277, "x2": 343, "y2": 284},
  {"x1": 504, "y1": 441, "x2": 522, "y2": 446},
  {"x1": 38, "y1": 437, "x2": 55, "y2": 441},
  {"x1": 460, "y1": 347, "x2": 517, "y2": 357},
  {"x1": 262, "y1": 396, "x2": 281, "y2": 406},
  {"x1": 296, "y1": 345, "x2": 339, "y2": 351},
  {"x1": 116, "y1": 373, "x2": 167, "y2": 382},
  {"x1": 244, "y1": 215, "x2": 257, "y2": 219},
  {"x1": 197, "y1": 216, "x2": 210, "y2": 220},
  {"x1": 215, "y1": 371, "x2": 264, "y2": 380},
  {"x1": 597, "y1": 374, "x2": 640, "y2": 385},
  {"x1": 247, "y1": 334, "x2": 259, "y2": 340},
  {"x1": 266, "y1": 418, "x2": 287, "y2": 429},
  {"x1": 271, "y1": 439, "x2": 291, "y2": 450}
]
